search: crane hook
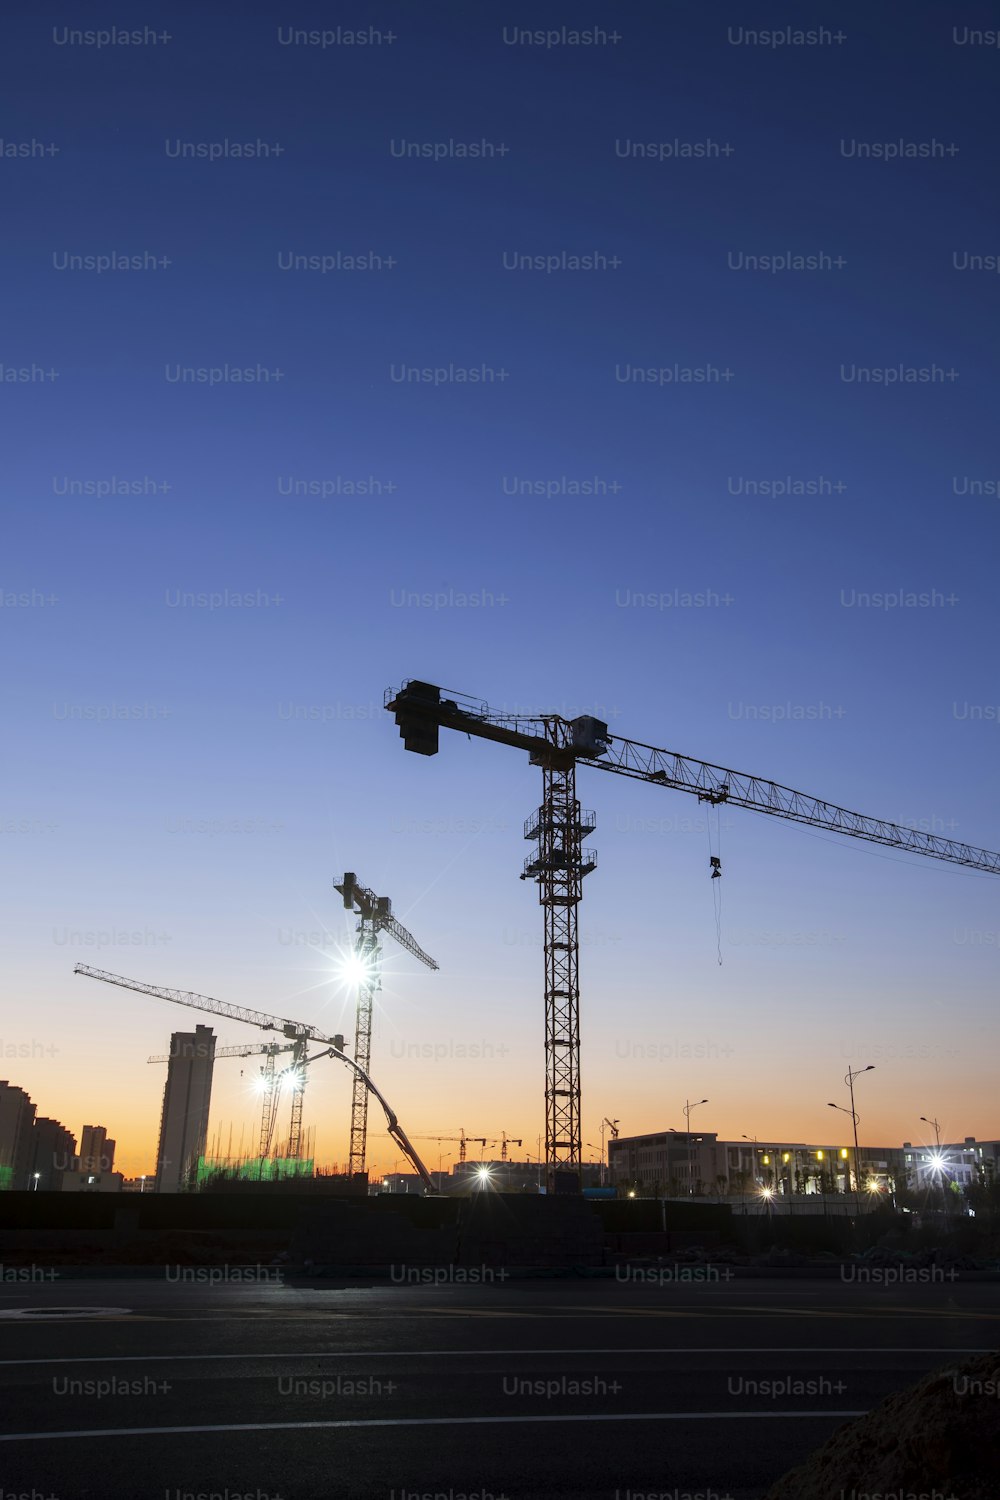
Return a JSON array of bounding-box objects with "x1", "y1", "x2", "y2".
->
[{"x1": 710, "y1": 856, "x2": 722, "y2": 879}]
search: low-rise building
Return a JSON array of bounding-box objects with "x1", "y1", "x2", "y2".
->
[
  {"x1": 59, "y1": 1170, "x2": 124, "y2": 1193},
  {"x1": 901, "y1": 1137, "x2": 1000, "y2": 1193},
  {"x1": 609, "y1": 1128, "x2": 905, "y2": 1198}
]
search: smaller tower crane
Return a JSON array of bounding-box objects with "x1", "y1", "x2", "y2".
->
[
  {"x1": 398, "y1": 1129, "x2": 492, "y2": 1165},
  {"x1": 500, "y1": 1132, "x2": 523, "y2": 1160},
  {"x1": 146, "y1": 1042, "x2": 294, "y2": 1065},
  {"x1": 334, "y1": 873, "x2": 438, "y2": 1178},
  {"x1": 146, "y1": 1042, "x2": 296, "y2": 1158}
]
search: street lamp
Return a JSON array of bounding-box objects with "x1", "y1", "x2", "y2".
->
[
  {"x1": 593, "y1": 1122, "x2": 617, "y2": 1188},
  {"x1": 31, "y1": 1172, "x2": 40, "y2": 1192},
  {"x1": 828, "y1": 1063, "x2": 874, "y2": 1211},
  {"x1": 920, "y1": 1116, "x2": 946, "y2": 1206},
  {"x1": 742, "y1": 1133, "x2": 772, "y2": 1198},
  {"x1": 140, "y1": 1175, "x2": 147, "y2": 1194},
  {"x1": 683, "y1": 1098, "x2": 709, "y2": 1196},
  {"x1": 737, "y1": 1134, "x2": 758, "y2": 1210}
]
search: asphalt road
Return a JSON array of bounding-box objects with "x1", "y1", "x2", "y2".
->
[{"x1": 0, "y1": 1272, "x2": 996, "y2": 1499}]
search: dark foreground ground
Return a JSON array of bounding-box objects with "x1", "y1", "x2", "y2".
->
[{"x1": 0, "y1": 1273, "x2": 996, "y2": 1500}]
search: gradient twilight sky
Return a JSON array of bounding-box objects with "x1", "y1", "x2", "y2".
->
[{"x1": 3, "y1": 2, "x2": 999, "y2": 1179}]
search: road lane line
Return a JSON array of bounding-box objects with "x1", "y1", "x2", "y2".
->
[
  {"x1": 0, "y1": 1346, "x2": 989, "y2": 1367},
  {"x1": 0, "y1": 1410, "x2": 869, "y2": 1442}
]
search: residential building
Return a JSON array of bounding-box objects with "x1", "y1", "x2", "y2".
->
[
  {"x1": 30, "y1": 1116, "x2": 76, "y2": 1190},
  {"x1": 0, "y1": 1081, "x2": 37, "y2": 1190},
  {"x1": 79, "y1": 1124, "x2": 116, "y2": 1174}
]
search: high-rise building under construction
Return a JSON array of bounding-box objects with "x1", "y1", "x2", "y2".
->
[{"x1": 154, "y1": 1024, "x2": 216, "y2": 1192}]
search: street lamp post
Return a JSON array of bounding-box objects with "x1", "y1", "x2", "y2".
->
[
  {"x1": 596, "y1": 1117, "x2": 618, "y2": 1185},
  {"x1": 740, "y1": 1134, "x2": 758, "y2": 1213},
  {"x1": 682, "y1": 1098, "x2": 709, "y2": 1196},
  {"x1": 920, "y1": 1115, "x2": 945, "y2": 1208},
  {"x1": 828, "y1": 1064, "x2": 874, "y2": 1213}
]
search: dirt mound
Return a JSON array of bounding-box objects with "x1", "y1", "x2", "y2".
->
[{"x1": 764, "y1": 1349, "x2": 1000, "y2": 1500}]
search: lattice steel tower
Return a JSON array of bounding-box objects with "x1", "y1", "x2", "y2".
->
[{"x1": 521, "y1": 729, "x2": 596, "y2": 1172}]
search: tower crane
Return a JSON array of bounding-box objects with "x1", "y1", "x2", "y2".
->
[
  {"x1": 390, "y1": 1129, "x2": 484, "y2": 1164},
  {"x1": 500, "y1": 1133, "x2": 523, "y2": 1160},
  {"x1": 334, "y1": 872, "x2": 438, "y2": 1178},
  {"x1": 73, "y1": 964, "x2": 437, "y2": 1190},
  {"x1": 146, "y1": 1043, "x2": 294, "y2": 1065},
  {"x1": 146, "y1": 1042, "x2": 295, "y2": 1158},
  {"x1": 387, "y1": 678, "x2": 1000, "y2": 1182}
]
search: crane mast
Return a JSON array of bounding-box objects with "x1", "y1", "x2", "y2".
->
[
  {"x1": 386, "y1": 678, "x2": 1000, "y2": 1185},
  {"x1": 521, "y1": 734, "x2": 595, "y2": 1179}
]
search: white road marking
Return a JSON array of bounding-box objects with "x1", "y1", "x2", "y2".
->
[
  {"x1": 0, "y1": 1410, "x2": 869, "y2": 1442},
  {"x1": 0, "y1": 1307, "x2": 132, "y2": 1320},
  {"x1": 0, "y1": 1346, "x2": 988, "y2": 1367}
]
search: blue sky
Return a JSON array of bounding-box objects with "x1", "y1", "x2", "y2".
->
[{"x1": 4, "y1": 1, "x2": 999, "y2": 1175}]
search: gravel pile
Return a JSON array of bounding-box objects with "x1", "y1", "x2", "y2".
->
[{"x1": 764, "y1": 1349, "x2": 1000, "y2": 1500}]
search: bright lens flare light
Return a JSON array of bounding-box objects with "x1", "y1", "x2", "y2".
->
[{"x1": 338, "y1": 952, "x2": 374, "y2": 986}]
